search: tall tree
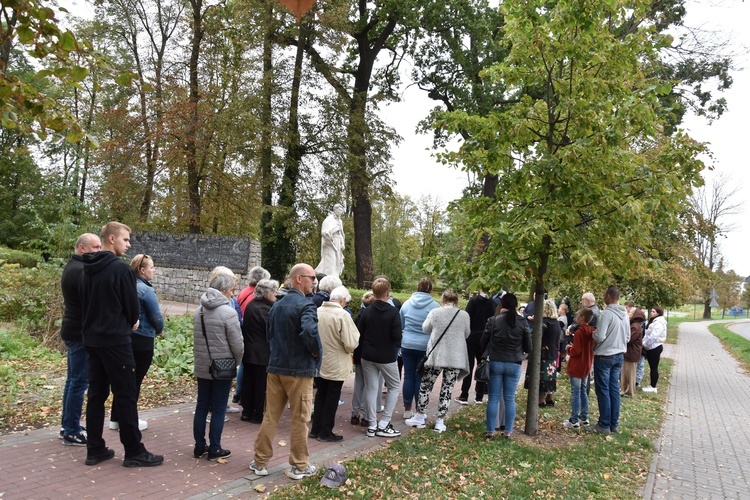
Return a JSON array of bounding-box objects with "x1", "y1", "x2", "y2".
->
[
  {"x1": 430, "y1": 0, "x2": 705, "y2": 435},
  {"x1": 686, "y1": 172, "x2": 741, "y2": 318}
]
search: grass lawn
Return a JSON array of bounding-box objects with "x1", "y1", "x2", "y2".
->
[
  {"x1": 709, "y1": 323, "x2": 750, "y2": 372},
  {"x1": 271, "y1": 360, "x2": 671, "y2": 499}
]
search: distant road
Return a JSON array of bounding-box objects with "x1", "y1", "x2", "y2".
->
[{"x1": 728, "y1": 321, "x2": 750, "y2": 342}]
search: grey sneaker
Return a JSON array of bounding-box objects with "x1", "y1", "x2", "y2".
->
[
  {"x1": 285, "y1": 464, "x2": 318, "y2": 480},
  {"x1": 249, "y1": 460, "x2": 268, "y2": 476},
  {"x1": 581, "y1": 418, "x2": 590, "y2": 426},
  {"x1": 586, "y1": 424, "x2": 611, "y2": 435}
]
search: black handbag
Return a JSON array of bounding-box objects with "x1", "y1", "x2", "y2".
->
[
  {"x1": 474, "y1": 341, "x2": 491, "y2": 383},
  {"x1": 200, "y1": 307, "x2": 237, "y2": 380},
  {"x1": 416, "y1": 309, "x2": 460, "y2": 377}
]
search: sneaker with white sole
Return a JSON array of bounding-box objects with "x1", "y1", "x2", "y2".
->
[
  {"x1": 642, "y1": 386, "x2": 657, "y2": 393},
  {"x1": 434, "y1": 418, "x2": 446, "y2": 433},
  {"x1": 405, "y1": 413, "x2": 427, "y2": 429},
  {"x1": 285, "y1": 464, "x2": 317, "y2": 480},
  {"x1": 366, "y1": 427, "x2": 377, "y2": 438},
  {"x1": 249, "y1": 460, "x2": 268, "y2": 476},
  {"x1": 454, "y1": 397, "x2": 469, "y2": 405},
  {"x1": 225, "y1": 406, "x2": 240, "y2": 413},
  {"x1": 403, "y1": 410, "x2": 413, "y2": 419},
  {"x1": 109, "y1": 419, "x2": 147, "y2": 431},
  {"x1": 63, "y1": 431, "x2": 87, "y2": 446},
  {"x1": 581, "y1": 418, "x2": 590, "y2": 426},
  {"x1": 375, "y1": 423, "x2": 402, "y2": 437},
  {"x1": 562, "y1": 420, "x2": 580, "y2": 430}
]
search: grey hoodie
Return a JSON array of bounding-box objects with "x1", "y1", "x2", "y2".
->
[{"x1": 592, "y1": 303, "x2": 630, "y2": 356}]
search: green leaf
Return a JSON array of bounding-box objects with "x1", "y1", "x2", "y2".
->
[
  {"x1": 114, "y1": 72, "x2": 134, "y2": 87},
  {"x1": 17, "y1": 26, "x2": 35, "y2": 44},
  {"x1": 60, "y1": 31, "x2": 77, "y2": 52},
  {"x1": 66, "y1": 129, "x2": 85, "y2": 143},
  {"x1": 69, "y1": 66, "x2": 89, "y2": 83}
]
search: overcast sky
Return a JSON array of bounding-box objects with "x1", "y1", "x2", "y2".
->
[{"x1": 387, "y1": 0, "x2": 750, "y2": 278}]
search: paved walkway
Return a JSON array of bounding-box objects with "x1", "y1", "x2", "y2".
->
[
  {"x1": 645, "y1": 320, "x2": 750, "y2": 499},
  {"x1": 0, "y1": 356, "x2": 467, "y2": 499}
]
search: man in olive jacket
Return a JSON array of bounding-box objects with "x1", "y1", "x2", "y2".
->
[{"x1": 251, "y1": 263, "x2": 322, "y2": 481}]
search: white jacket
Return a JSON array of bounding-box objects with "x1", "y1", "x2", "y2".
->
[{"x1": 643, "y1": 315, "x2": 667, "y2": 351}]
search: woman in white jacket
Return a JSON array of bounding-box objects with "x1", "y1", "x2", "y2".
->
[{"x1": 642, "y1": 306, "x2": 667, "y2": 393}]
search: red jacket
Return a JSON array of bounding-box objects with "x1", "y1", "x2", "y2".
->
[{"x1": 566, "y1": 323, "x2": 595, "y2": 378}]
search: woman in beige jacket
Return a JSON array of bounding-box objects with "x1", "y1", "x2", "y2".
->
[{"x1": 309, "y1": 286, "x2": 360, "y2": 442}]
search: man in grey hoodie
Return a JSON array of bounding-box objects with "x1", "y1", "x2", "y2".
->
[{"x1": 589, "y1": 286, "x2": 630, "y2": 435}]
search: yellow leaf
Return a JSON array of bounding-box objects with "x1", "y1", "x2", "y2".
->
[
  {"x1": 603, "y1": 473, "x2": 611, "y2": 480},
  {"x1": 278, "y1": 440, "x2": 287, "y2": 446},
  {"x1": 254, "y1": 484, "x2": 267, "y2": 493}
]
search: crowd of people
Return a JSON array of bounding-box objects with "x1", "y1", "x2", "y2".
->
[{"x1": 58, "y1": 224, "x2": 668, "y2": 478}]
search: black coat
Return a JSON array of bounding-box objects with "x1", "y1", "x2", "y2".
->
[
  {"x1": 480, "y1": 312, "x2": 532, "y2": 363},
  {"x1": 242, "y1": 297, "x2": 273, "y2": 365}
]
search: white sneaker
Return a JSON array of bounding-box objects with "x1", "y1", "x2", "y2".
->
[
  {"x1": 226, "y1": 406, "x2": 240, "y2": 413},
  {"x1": 249, "y1": 460, "x2": 268, "y2": 476},
  {"x1": 206, "y1": 414, "x2": 229, "y2": 422},
  {"x1": 403, "y1": 410, "x2": 413, "y2": 419},
  {"x1": 434, "y1": 418, "x2": 446, "y2": 433},
  {"x1": 405, "y1": 413, "x2": 426, "y2": 429},
  {"x1": 642, "y1": 386, "x2": 657, "y2": 393},
  {"x1": 109, "y1": 419, "x2": 147, "y2": 431}
]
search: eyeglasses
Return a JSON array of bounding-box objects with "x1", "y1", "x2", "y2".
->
[{"x1": 299, "y1": 275, "x2": 318, "y2": 282}]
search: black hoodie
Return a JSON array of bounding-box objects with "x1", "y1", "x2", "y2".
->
[
  {"x1": 60, "y1": 254, "x2": 84, "y2": 342},
  {"x1": 80, "y1": 251, "x2": 139, "y2": 347},
  {"x1": 356, "y1": 300, "x2": 402, "y2": 364}
]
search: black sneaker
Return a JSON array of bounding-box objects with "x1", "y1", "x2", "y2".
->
[
  {"x1": 193, "y1": 445, "x2": 208, "y2": 458},
  {"x1": 85, "y1": 448, "x2": 115, "y2": 466},
  {"x1": 308, "y1": 431, "x2": 319, "y2": 439},
  {"x1": 317, "y1": 433, "x2": 344, "y2": 442},
  {"x1": 207, "y1": 449, "x2": 231, "y2": 461},
  {"x1": 63, "y1": 431, "x2": 87, "y2": 446},
  {"x1": 123, "y1": 451, "x2": 164, "y2": 467}
]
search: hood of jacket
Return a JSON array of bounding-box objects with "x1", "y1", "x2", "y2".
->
[
  {"x1": 606, "y1": 303, "x2": 628, "y2": 320},
  {"x1": 200, "y1": 288, "x2": 230, "y2": 310},
  {"x1": 407, "y1": 292, "x2": 437, "y2": 309},
  {"x1": 372, "y1": 299, "x2": 395, "y2": 312},
  {"x1": 630, "y1": 308, "x2": 646, "y2": 323},
  {"x1": 82, "y1": 251, "x2": 121, "y2": 275}
]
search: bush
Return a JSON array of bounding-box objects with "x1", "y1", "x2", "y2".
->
[
  {"x1": 152, "y1": 314, "x2": 195, "y2": 381},
  {"x1": 0, "y1": 261, "x2": 64, "y2": 343},
  {"x1": 0, "y1": 247, "x2": 43, "y2": 268}
]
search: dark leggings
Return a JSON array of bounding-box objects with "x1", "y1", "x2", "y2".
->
[{"x1": 645, "y1": 344, "x2": 663, "y2": 388}]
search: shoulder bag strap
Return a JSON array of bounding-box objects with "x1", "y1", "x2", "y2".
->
[
  {"x1": 200, "y1": 306, "x2": 214, "y2": 363},
  {"x1": 425, "y1": 309, "x2": 461, "y2": 360}
]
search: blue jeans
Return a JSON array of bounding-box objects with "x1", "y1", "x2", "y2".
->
[
  {"x1": 593, "y1": 354, "x2": 624, "y2": 430},
  {"x1": 635, "y1": 353, "x2": 646, "y2": 385},
  {"x1": 569, "y1": 376, "x2": 589, "y2": 424},
  {"x1": 193, "y1": 378, "x2": 232, "y2": 453},
  {"x1": 62, "y1": 340, "x2": 88, "y2": 434},
  {"x1": 401, "y1": 348, "x2": 425, "y2": 410},
  {"x1": 486, "y1": 361, "x2": 521, "y2": 434}
]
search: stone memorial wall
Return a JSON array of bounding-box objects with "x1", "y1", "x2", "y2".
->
[{"x1": 126, "y1": 231, "x2": 261, "y2": 304}]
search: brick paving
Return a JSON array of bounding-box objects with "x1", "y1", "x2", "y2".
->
[
  {"x1": 644, "y1": 320, "x2": 750, "y2": 499},
  {"x1": 0, "y1": 298, "x2": 470, "y2": 500}
]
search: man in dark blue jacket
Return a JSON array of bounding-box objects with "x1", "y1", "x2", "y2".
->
[
  {"x1": 80, "y1": 222, "x2": 163, "y2": 468},
  {"x1": 250, "y1": 263, "x2": 322, "y2": 481}
]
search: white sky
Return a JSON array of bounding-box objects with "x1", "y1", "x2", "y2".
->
[{"x1": 386, "y1": 0, "x2": 750, "y2": 278}]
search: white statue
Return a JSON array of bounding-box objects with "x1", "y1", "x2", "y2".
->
[{"x1": 315, "y1": 204, "x2": 345, "y2": 277}]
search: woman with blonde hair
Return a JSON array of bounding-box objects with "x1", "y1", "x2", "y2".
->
[{"x1": 109, "y1": 254, "x2": 162, "y2": 432}]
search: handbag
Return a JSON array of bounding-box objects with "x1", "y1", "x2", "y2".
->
[
  {"x1": 416, "y1": 309, "x2": 461, "y2": 377},
  {"x1": 200, "y1": 307, "x2": 237, "y2": 380},
  {"x1": 474, "y1": 334, "x2": 492, "y2": 383}
]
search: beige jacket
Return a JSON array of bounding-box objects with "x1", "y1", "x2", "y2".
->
[{"x1": 317, "y1": 301, "x2": 360, "y2": 381}]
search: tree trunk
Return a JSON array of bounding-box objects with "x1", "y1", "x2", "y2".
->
[
  {"x1": 525, "y1": 237, "x2": 551, "y2": 436},
  {"x1": 702, "y1": 298, "x2": 712, "y2": 319},
  {"x1": 186, "y1": 0, "x2": 204, "y2": 233},
  {"x1": 348, "y1": 89, "x2": 373, "y2": 287},
  {"x1": 259, "y1": 2, "x2": 279, "y2": 276}
]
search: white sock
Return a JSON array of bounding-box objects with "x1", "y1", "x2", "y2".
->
[{"x1": 378, "y1": 419, "x2": 390, "y2": 429}]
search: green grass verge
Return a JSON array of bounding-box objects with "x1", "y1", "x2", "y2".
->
[
  {"x1": 271, "y1": 361, "x2": 671, "y2": 499},
  {"x1": 708, "y1": 323, "x2": 750, "y2": 372}
]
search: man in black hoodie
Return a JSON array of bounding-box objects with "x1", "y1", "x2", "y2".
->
[
  {"x1": 60, "y1": 233, "x2": 101, "y2": 447},
  {"x1": 356, "y1": 278, "x2": 403, "y2": 438},
  {"x1": 80, "y1": 222, "x2": 163, "y2": 467},
  {"x1": 456, "y1": 289, "x2": 496, "y2": 405}
]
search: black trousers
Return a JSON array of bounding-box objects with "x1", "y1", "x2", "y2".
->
[
  {"x1": 241, "y1": 362, "x2": 267, "y2": 422},
  {"x1": 86, "y1": 344, "x2": 146, "y2": 458},
  {"x1": 111, "y1": 335, "x2": 153, "y2": 423},
  {"x1": 310, "y1": 377, "x2": 344, "y2": 437},
  {"x1": 645, "y1": 344, "x2": 664, "y2": 388},
  {"x1": 459, "y1": 332, "x2": 487, "y2": 401}
]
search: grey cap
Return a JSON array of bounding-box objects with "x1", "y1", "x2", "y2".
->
[{"x1": 320, "y1": 463, "x2": 346, "y2": 487}]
